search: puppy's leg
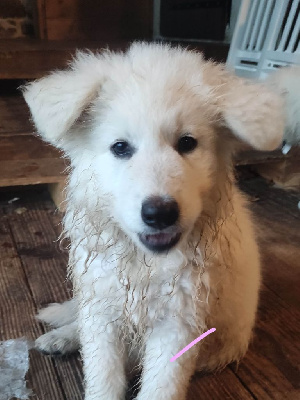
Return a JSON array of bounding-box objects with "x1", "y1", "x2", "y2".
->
[
  {"x1": 137, "y1": 321, "x2": 197, "y2": 400},
  {"x1": 35, "y1": 321, "x2": 79, "y2": 355},
  {"x1": 197, "y1": 251, "x2": 260, "y2": 370},
  {"x1": 80, "y1": 303, "x2": 127, "y2": 400},
  {"x1": 37, "y1": 298, "x2": 77, "y2": 328}
]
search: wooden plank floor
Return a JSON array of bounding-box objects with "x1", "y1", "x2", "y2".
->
[
  {"x1": 0, "y1": 172, "x2": 299, "y2": 400},
  {"x1": 0, "y1": 81, "x2": 68, "y2": 186}
]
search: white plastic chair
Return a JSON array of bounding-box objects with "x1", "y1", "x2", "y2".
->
[{"x1": 227, "y1": 0, "x2": 300, "y2": 80}]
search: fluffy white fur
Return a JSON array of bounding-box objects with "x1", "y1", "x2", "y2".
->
[
  {"x1": 23, "y1": 43, "x2": 284, "y2": 400},
  {"x1": 265, "y1": 65, "x2": 300, "y2": 146}
]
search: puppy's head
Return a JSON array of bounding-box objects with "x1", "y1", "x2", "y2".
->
[{"x1": 23, "y1": 43, "x2": 284, "y2": 253}]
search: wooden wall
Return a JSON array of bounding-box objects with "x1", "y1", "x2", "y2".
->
[{"x1": 37, "y1": 0, "x2": 153, "y2": 41}]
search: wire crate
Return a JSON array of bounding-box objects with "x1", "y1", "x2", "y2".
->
[{"x1": 227, "y1": 0, "x2": 300, "y2": 80}]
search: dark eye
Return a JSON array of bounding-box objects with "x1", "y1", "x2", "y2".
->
[
  {"x1": 176, "y1": 135, "x2": 198, "y2": 155},
  {"x1": 110, "y1": 141, "x2": 134, "y2": 159}
]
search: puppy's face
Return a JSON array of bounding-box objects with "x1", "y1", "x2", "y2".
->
[
  {"x1": 88, "y1": 77, "x2": 217, "y2": 252},
  {"x1": 23, "y1": 44, "x2": 284, "y2": 254}
]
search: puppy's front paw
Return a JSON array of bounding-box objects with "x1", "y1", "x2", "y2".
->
[{"x1": 35, "y1": 326, "x2": 79, "y2": 356}]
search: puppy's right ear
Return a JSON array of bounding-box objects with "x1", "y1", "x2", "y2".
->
[{"x1": 22, "y1": 53, "x2": 105, "y2": 150}]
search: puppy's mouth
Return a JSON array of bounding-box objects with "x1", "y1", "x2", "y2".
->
[{"x1": 138, "y1": 231, "x2": 181, "y2": 253}]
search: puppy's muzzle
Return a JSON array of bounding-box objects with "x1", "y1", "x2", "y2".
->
[{"x1": 139, "y1": 196, "x2": 181, "y2": 252}]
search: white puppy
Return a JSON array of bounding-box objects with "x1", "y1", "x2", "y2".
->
[{"x1": 23, "y1": 43, "x2": 284, "y2": 400}]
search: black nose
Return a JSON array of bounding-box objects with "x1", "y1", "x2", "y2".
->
[{"x1": 141, "y1": 196, "x2": 179, "y2": 230}]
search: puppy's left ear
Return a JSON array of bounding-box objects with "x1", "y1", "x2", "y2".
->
[{"x1": 220, "y1": 75, "x2": 285, "y2": 151}]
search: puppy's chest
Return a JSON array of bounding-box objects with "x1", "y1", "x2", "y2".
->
[
  {"x1": 87, "y1": 258, "x2": 200, "y2": 328},
  {"x1": 121, "y1": 268, "x2": 196, "y2": 326}
]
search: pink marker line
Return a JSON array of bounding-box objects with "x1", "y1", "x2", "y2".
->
[{"x1": 170, "y1": 328, "x2": 216, "y2": 362}]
